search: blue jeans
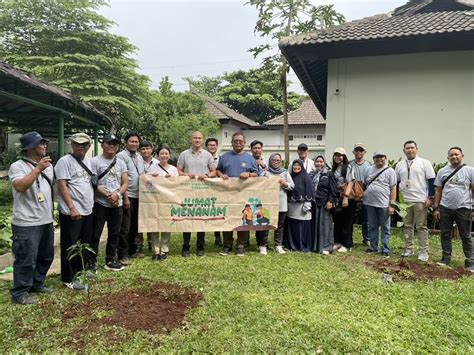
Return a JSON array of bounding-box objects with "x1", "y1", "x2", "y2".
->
[
  {"x1": 366, "y1": 205, "x2": 391, "y2": 253},
  {"x1": 10, "y1": 223, "x2": 54, "y2": 299}
]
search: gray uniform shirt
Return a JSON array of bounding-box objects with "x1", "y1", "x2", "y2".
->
[
  {"x1": 350, "y1": 160, "x2": 372, "y2": 182},
  {"x1": 363, "y1": 166, "x2": 397, "y2": 208},
  {"x1": 177, "y1": 148, "x2": 215, "y2": 175},
  {"x1": 9, "y1": 160, "x2": 54, "y2": 226},
  {"x1": 116, "y1": 149, "x2": 144, "y2": 199},
  {"x1": 91, "y1": 155, "x2": 127, "y2": 208},
  {"x1": 435, "y1": 165, "x2": 474, "y2": 210},
  {"x1": 54, "y1": 154, "x2": 94, "y2": 216}
]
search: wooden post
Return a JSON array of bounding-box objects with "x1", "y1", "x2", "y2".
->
[
  {"x1": 94, "y1": 126, "x2": 99, "y2": 156},
  {"x1": 58, "y1": 115, "x2": 65, "y2": 157}
]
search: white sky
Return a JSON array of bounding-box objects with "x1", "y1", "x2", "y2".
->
[{"x1": 99, "y1": 0, "x2": 407, "y2": 93}]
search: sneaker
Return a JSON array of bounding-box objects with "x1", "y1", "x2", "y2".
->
[
  {"x1": 401, "y1": 250, "x2": 415, "y2": 257},
  {"x1": 63, "y1": 281, "x2": 86, "y2": 290},
  {"x1": 275, "y1": 245, "x2": 286, "y2": 254},
  {"x1": 418, "y1": 252, "x2": 429, "y2": 262},
  {"x1": 363, "y1": 240, "x2": 371, "y2": 247},
  {"x1": 161, "y1": 252, "x2": 168, "y2": 260},
  {"x1": 118, "y1": 257, "x2": 131, "y2": 266},
  {"x1": 366, "y1": 249, "x2": 377, "y2": 254},
  {"x1": 131, "y1": 251, "x2": 145, "y2": 258},
  {"x1": 30, "y1": 286, "x2": 53, "y2": 294},
  {"x1": 382, "y1": 252, "x2": 390, "y2": 258},
  {"x1": 337, "y1": 246, "x2": 348, "y2": 253},
  {"x1": 197, "y1": 249, "x2": 205, "y2": 257},
  {"x1": 152, "y1": 254, "x2": 161, "y2": 261},
  {"x1": 12, "y1": 294, "x2": 36, "y2": 305},
  {"x1": 321, "y1": 250, "x2": 330, "y2": 256},
  {"x1": 436, "y1": 260, "x2": 450, "y2": 267},
  {"x1": 104, "y1": 261, "x2": 125, "y2": 272},
  {"x1": 219, "y1": 247, "x2": 230, "y2": 256},
  {"x1": 88, "y1": 261, "x2": 98, "y2": 274},
  {"x1": 259, "y1": 246, "x2": 268, "y2": 255},
  {"x1": 236, "y1": 245, "x2": 245, "y2": 257},
  {"x1": 182, "y1": 250, "x2": 190, "y2": 258},
  {"x1": 332, "y1": 243, "x2": 342, "y2": 252},
  {"x1": 466, "y1": 265, "x2": 474, "y2": 273}
]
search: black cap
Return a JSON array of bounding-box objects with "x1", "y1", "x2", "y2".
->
[
  {"x1": 20, "y1": 131, "x2": 49, "y2": 151},
  {"x1": 297, "y1": 143, "x2": 308, "y2": 151},
  {"x1": 102, "y1": 134, "x2": 120, "y2": 144},
  {"x1": 250, "y1": 140, "x2": 263, "y2": 148}
]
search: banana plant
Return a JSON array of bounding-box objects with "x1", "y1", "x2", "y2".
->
[{"x1": 392, "y1": 192, "x2": 414, "y2": 227}]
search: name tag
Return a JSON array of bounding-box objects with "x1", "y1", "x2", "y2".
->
[{"x1": 37, "y1": 191, "x2": 46, "y2": 203}]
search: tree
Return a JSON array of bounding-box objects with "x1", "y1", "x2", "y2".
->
[
  {"x1": 138, "y1": 77, "x2": 219, "y2": 153},
  {"x1": 0, "y1": 0, "x2": 150, "y2": 129},
  {"x1": 246, "y1": 0, "x2": 345, "y2": 160},
  {"x1": 186, "y1": 64, "x2": 303, "y2": 124}
]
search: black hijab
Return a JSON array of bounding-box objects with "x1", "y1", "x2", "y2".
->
[{"x1": 289, "y1": 159, "x2": 314, "y2": 202}]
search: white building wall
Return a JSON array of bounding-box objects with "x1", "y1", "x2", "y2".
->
[{"x1": 326, "y1": 50, "x2": 474, "y2": 165}]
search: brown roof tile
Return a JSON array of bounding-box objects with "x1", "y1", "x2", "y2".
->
[
  {"x1": 265, "y1": 100, "x2": 325, "y2": 126},
  {"x1": 280, "y1": 6, "x2": 474, "y2": 47},
  {"x1": 190, "y1": 89, "x2": 260, "y2": 127}
]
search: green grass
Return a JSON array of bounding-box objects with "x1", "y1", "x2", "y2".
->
[{"x1": 0, "y1": 228, "x2": 473, "y2": 353}]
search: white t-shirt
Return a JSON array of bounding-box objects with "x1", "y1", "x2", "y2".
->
[
  {"x1": 9, "y1": 160, "x2": 54, "y2": 226},
  {"x1": 54, "y1": 154, "x2": 94, "y2": 216},
  {"x1": 396, "y1": 157, "x2": 435, "y2": 203}
]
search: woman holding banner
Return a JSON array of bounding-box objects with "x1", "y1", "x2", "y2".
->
[
  {"x1": 283, "y1": 160, "x2": 314, "y2": 252},
  {"x1": 145, "y1": 146, "x2": 178, "y2": 261},
  {"x1": 264, "y1": 153, "x2": 295, "y2": 254}
]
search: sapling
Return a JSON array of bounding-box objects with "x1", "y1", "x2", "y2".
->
[
  {"x1": 67, "y1": 240, "x2": 96, "y2": 302},
  {"x1": 392, "y1": 192, "x2": 414, "y2": 228}
]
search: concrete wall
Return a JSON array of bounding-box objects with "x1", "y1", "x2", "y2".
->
[{"x1": 326, "y1": 50, "x2": 474, "y2": 165}]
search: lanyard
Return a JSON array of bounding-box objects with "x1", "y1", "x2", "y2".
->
[
  {"x1": 23, "y1": 160, "x2": 41, "y2": 190},
  {"x1": 405, "y1": 159, "x2": 414, "y2": 180},
  {"x1": 144, "y1": 160, "x2": 154, "y2": 174}
]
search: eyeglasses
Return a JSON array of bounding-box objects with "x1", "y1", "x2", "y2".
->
[{"x1": 232, "y1": 140, "x2": 244, "y2": 144}]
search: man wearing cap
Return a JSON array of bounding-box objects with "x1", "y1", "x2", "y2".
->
[
  {"x1": 90, "y1": 134, "x2": 128, "y2": 271},
  {"x1": 395, "y1": 140, "x2": 435, "y2": 262},
  {"x1": 205, "y1": 137, "x2": 223, "y2": 247},
  {"x1": 297, "y1": 143, "x2": 314, "y2": 173},
  {"x1": 8, "y1": 132, "x2": 54, "y2": 304},
  {"x1": 350, "y1": 143, "x2": 372, "y2": 246},
  {"x1": 433, "y1": 147, "x2": 473, "y2": 272},
  {"x1": 250, "y1": 139, "x2": 269, "y2": 254},
  {"x1": 117, "y1": 131, "x2": 145, "y2": 264},
  {"x1": 177, "y1": 131, "x2": 216, "y2": 257},
  {"x1": 55, "y1": 132, "x2": 95, "y2": 290},
  {"x1": 364, "y1": 152, "x2": 397, "y2": 257}
]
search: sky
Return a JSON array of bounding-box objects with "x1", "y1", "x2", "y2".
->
[{"x1": 99, "y1": 0, "x2": 407, "y2": 93}]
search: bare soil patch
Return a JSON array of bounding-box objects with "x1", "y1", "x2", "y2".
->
[{"x1": 366, "y1": 259, "x2": 472, "y2": 281}]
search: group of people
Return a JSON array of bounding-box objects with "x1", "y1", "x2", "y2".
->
[{"x1": 7, "y1": 129, "x2": 474, "y2": 305}]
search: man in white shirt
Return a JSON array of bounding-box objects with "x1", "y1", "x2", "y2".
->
[
  {"x1": 395, "y1": 141, "x2": 435, "y2": 262},
  {"x1": 297, "y1": 143, "x2": 314, "y2": 173}
]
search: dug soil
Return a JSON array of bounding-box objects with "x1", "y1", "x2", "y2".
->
[
  {"x1": 61, "y1": 281, "x2": 203, "y2": 343},
  {"x1": 366, "y1": 259, "x2": 472, "y2": 281}
]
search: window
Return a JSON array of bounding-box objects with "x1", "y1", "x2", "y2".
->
[
  {"x1": 289, "y1": 135, "x2": 293, "y2": 141},
  {"x1": 317, "y1": 135, "x2": 322, "y2": 141}
]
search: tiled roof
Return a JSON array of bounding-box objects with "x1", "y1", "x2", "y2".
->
[
  {"x1": 265, "y1": 100, "x2": 325, "y2": 126},
  {"x1": 280, "y1": 4, "x2": 474, "y2": 47},
  {"x1": 190, "y1": 89, "x2": 260, "y2": 127}
]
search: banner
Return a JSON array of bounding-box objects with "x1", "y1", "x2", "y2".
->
[{"x1": 138, "y1": 176, "x2": 280, "y2": 232}]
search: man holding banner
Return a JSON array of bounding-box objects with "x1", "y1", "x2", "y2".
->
[
  {"x1": 177, "y1": 131, "x2": 216, "y2": 257},
  {"x1": 217, "y1": 132, "x2": 258, "y2": 256}
]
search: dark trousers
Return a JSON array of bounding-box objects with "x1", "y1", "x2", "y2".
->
[
  {"x1": 118, "y1": 197, "x2": 139, "y2": 258},
  {"x1": 10, "y1": 223, "x2": 54, "y2": 299},
  {"x1": 333, "y1": 200, "x2": 356, "y2": 248},
  {"x1": 356, "y1": 201, "x2": 369, "y2": 242},
  {"x1": 223, "y1": 231, "x2": 249, "y2": 248},
  {"x1": 274, "y1": 212, "x2": 287, "y2": 246},
  {"x1": 439, "y1": 206, "x2": 473, "y2": 267},
  {"x1": 59, "y1": 212, "x2": 93, "y2": 283},
  {"x1": 183, "y1": 232, "x2": 205, "y2": 251},
  {"x1": 256, "y1": 230, "x2": 268, "y2": 247},
  {"x1": 92, "y1": 202, "x2": 123, "y2": 263}
]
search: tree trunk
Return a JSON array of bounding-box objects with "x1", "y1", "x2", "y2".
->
[{"x1": 281, "y1": 62, "x2": 289, "y2": 163}]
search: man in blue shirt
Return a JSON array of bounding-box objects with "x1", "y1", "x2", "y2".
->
[{"x1": 217, "y1": 132, "x2": 258, "y2": 256}]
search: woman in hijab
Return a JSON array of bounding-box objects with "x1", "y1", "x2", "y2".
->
[
  {"x1": 310, "y1": 156, "x2": 338, "y2": 254},
  {"x1": 264, "y1": 153, "x2": 295, "y2": 254},
  {"x1": 331, "y1": 148, "x2": 355, "y2": 253},
  {"x1": 283, "y1": 159, "x2": 314, "y2": 252}
]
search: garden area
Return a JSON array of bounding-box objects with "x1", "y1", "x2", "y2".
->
[{"x1": 0, "y1": 228, "x2": 472, "y2": 353}]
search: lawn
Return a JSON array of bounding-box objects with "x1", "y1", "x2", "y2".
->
[{"x1": 0, "y1": 228, "x2": 472, "y2": 353}]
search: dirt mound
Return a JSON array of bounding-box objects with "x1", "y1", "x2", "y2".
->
[
  {"x1": 62, "y1": 282, "x2": 203, "y2": 334},
  {"x1": 366, "y1": 259, "x2": 472, "y2": 281}
]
